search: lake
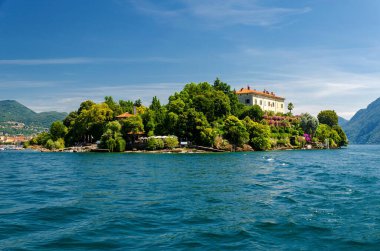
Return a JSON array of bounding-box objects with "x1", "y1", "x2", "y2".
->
[{"x1": 1, "y1": 145, "x2": 379, "y2": 250}]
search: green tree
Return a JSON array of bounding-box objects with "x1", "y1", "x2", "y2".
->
[
  {"x1": 300, "y1": 113, "x2": 319, "y2": 136},
  {"x1": 119, "y1": 100, "x2": 134, "y2": 113},
  {"x1": 122, "y1": 116, "x2": 144, "y2": 135},
  {"x1": 332, "y1": 125, "x2": 348, "y2": 147},
  {"x1": 239, "y1": 105, "x2": 264, "y2": 121},
  {"x1": 200, "y1": 127, "x2": 218, "y2": 147},
  {"x1": 149, "y1": 96, "x2": 161, "y2": 112},
  {"x1": 164, "y1": 136, "x2": 179, "y2": 149},
  {"x1": 146, "y1": 137, "x2": 164, "y2": 150},
  {"x1": 63, "y1": 111, "x2": 78, "y2": 127},
  {"x1": 50, "y1": 121, "x2": 68, "y2": 140},
  {"x1": 315, "y1": 124, "x2": 332, "y2": 142},
  {"x1": 244, "y1": 117, "x2": 271, "y2": 150},
  {"x1": 317, "y1": 110, "x2": 338, "y2": 127},
  {"x1": 99, "y1": 121, "x2": 126, "y2": 152},
  {"x1": 104, "y1": 96, "x2": 122, "y2": 117},
  {"x1": 213, "y1": 78, "x2": 241, "y2": 116},
  {"x1": 288, "y1": 102, "x2": 294, "y2": 114},
  {"x1": 223, "y1": 115, "x2": 249, "y2": 148},
  {"x1": 134, "y1": 99, "x2": 142, "y2": 107}
]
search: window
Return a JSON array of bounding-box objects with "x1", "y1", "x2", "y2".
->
[
  {"x1": 260, "y1": 100, "x2": 262, "y2": 105},
  {"x1": 281, "y1": 104, "x2": 283, "y2": 108},
  {"x1": 255, "y1": 99, "x2": 257, "y2": 105},
  {"x1": 245, "y1": 99, "x2": 250, "y2": 104}
]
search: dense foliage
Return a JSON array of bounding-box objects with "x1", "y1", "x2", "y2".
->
[
  {"x1": 29, "y1": 79, "x2": 349, "y2": 151},
  {"x1": 317, "y1": 110, "x2": 338, "y2": 127}
]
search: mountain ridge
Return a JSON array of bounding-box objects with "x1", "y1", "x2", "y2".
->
[
  {"x1": 343, "y1": 98, "x2": 380, "y2": 144},
  {"x1": 0, "y1": 100, "x2": 67, "y2": 128}
]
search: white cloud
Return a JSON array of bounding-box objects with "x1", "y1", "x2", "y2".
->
[
  {"x1": 0, "y1": 57, "x2": 180, "y2": 66},
  {"x1": 225, "y1": 46, "x2": 380, "y2": 119},
  {"x1": 18, "y1": 82, "x2": 186, "y2": 113},
  {"x1": 128, "y1": 0, "x2": 310, "y2": 27}
]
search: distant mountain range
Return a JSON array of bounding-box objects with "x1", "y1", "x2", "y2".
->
[
  {"x1": 341, "y1": 98, "x2": 380, "y2": 144},
  {"x1": 0, "y1": 100, "x2": 67, "y2": 128}
]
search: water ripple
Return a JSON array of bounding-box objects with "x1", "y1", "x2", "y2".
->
[{"x1": 1, "y1": 145, "x2": 380, "y2": 250}]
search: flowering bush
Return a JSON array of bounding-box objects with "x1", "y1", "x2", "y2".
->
[{"x1": 304, "y1": 133, "x2": 311, "y2": 143}]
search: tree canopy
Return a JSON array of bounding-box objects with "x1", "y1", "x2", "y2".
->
[
  {"x1": 318, "y1": 110, "x2": 338, "y2": 127},
  {"x1": 30, "y1": 78, "x2": 349, "y2": 151}
]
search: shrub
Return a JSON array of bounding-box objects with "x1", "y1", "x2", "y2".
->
[
  {"x1": 45, "y1": 139, "x2": 55, "y2": 150},
  {"x1": 164, "y1": 136, "x2": 179, "y2": 149},
  {"x1": 146, "y1": 138, "x2": 164, "y2": 150},
  {"x1": 115, "y1": 138, "x2": 126, "y2": 152},
  {"x1": 54, "y1": 138, "x2": 65, "y2": 149}
]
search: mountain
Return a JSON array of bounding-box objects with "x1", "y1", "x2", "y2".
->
[
  {"x1": 343, "y1": 98, "x2": 380, "y2": 144},
  {"x1": 0, "y1": 100, "x2": 67, "y2": 128},
  {"x1": 338, "y1": 116, "x2": 348, "y2": 127}
]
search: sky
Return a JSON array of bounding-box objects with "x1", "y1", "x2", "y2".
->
[{"x1": 0, "y1": 0, "x2": 380, "y2": 119}]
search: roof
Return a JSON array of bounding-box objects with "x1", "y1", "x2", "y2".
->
[
  {"x1": 236, "y1": 87, "x2": 285, "y2": 101},
  {"x1": 116, "y1": 112, "x2": 134, "y2": 119}
]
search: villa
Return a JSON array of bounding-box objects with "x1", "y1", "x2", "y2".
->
[{"x1": 236, "y1": 86, "x2": 285, "y2": 114}]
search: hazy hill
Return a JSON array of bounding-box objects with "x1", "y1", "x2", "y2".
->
[
  {"x1": 0, "y1": 100, "x2": 67, "y2": 128},
  {"x1": 344, "y1": 98, "x2": 380, "y2": 144},
  {"x1": 338, "y1": 116, "x2": 348, "y2": 127}
]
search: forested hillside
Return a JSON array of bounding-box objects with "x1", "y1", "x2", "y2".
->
[
  {"x1": 343, "y1": 98, "x2": 380, "y2": 144},
  {"x1": 0, "y1": 100, "x2": 67, "y2": 129}
]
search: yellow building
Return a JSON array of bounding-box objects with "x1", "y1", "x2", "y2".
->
[{"x1": 236, "y1": 86, "x2": 285, "y2": 114}]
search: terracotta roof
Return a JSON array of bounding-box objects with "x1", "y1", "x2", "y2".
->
[
  {"x1": 236, "y1": 87, "x2": 285, "y2": 101},
  {"x1": 116, "y1": 112, "x2": 134, "y2": 119}
]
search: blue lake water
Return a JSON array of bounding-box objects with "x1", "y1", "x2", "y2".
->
[{"x1": 1, "y1": 145, "x2": 380, "y2": 250}]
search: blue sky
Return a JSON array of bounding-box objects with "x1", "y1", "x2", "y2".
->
[{"x1": 0, "y1": 0, "x2": 380, "y2": 119}]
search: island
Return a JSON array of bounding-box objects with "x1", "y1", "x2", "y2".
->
[{"x1": 25, "y1": 79, "x2": 348, "y2": 152}]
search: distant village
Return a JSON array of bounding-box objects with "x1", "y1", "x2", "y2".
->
[{"x1": 0, "y1": 121, "x2": 43, "y2": 145}]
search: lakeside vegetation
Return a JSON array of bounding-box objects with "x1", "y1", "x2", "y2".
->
[{"x1": 27, "y1": 79, "x2": 348, "y2": 152}]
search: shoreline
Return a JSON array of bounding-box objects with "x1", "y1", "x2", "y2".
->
[{"x1": 24, "y1": 144, "x2": 338, "y2": 153}]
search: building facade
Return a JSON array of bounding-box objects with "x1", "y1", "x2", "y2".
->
[{"x1": 236, "y1": 86, "x2": 285, "y2": 114}]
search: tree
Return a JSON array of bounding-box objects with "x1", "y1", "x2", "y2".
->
[
  {"x1": 317, "y1": 110, "x2": 338, "y2": 127},
  {"x1": 99, "y1": 121, "x2": 126, "y2": 152},
  {"x1": 244, "y1": 117, "x2": 271, "y2": 150},
  {"x1": 300, "y1": 113, "x2": 319, "y2": 136},
  {"x1": 223, "y1": 115, "x2": 249, "y2": 148},
  {"x1": 315, "y1": 124, "x2": 332, "y2": 142},
  {"x1": 104, "y1": 96, "x2": 122, "y2": 117},
  {"x1": 239, "y1": 105, "x2": 263, "y2": 121},
  {"x1": 50, "y1": 121, "x2": 68, "y2": 140},
  {"x1": 134, "y1": 99, "x2": 142, "y2": 107},
  {"x1": 332, "y1": 125, "x2": 348, "y2": 147},
  {"x1": 288, "y1": 102, "x2": 294, "y2": 114},
  {"x1": 146, "y1": 137, "x2": 164, "y2": 150},
  {"x1": 149, "y1": 96, "x2": 161, "y2": 112},
  {"x1": 122, "y1": 116, "x2": 144, "y2": 135},
  {"x1": 119, "y1": 100, "x2": 134, "y2": 113},
  {"x1": 213, "y1": 77, "x2": 230, "y2": 94},
  {"x1": 164, "y1": 136, "x2": 179, "y2": 149}
]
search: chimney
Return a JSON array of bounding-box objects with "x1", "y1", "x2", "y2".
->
[{"x1": 133, "y1": 106, "x2": 137, "y2": 115}]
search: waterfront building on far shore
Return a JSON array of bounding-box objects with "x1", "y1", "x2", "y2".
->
[{"x1": 236, "y1": 86, "x2": 285, "y2": 114}]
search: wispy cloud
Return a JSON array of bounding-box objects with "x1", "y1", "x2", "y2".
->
[
  {"x1": 0, "y1": 57, "x2": 180, "y2": 66},
  {"x1": 222, "y1": 46, "x2": 380, "y2": 119},
  {"x1": 0, "y1": 80, "x2": 73, "y2": 89},
  {"x1": 13, "y1": 81, "x2": 185, "y2": 113},
  {"x1": 128, "y1": 0, "x2": 310, "y2": 27}
]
